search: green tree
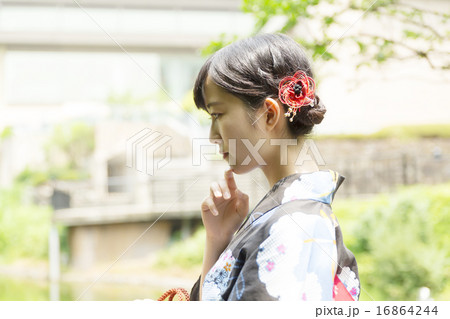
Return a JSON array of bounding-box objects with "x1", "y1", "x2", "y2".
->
[
  {"x1": 203, "y1": 0, "x2": 449, "y2": 70},
  {"x1": 45, "y1": 122, "x2": 95, "y2": 171},
  {"x1": 16, "y1": 122, "x2": 95, "y2": 185}
]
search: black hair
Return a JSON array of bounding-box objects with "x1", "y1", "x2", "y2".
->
[{"x1": 193, "y1": 33, "x2": 326, "y2": 137}]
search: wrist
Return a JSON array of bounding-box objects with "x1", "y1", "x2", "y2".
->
[{"x1": 205, "y1": 233, "x2": 232, "y2": 250}]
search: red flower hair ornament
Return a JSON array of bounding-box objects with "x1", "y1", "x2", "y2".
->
[{"x1": 278, "y1": 70, "x2": 316, "y2": 122}]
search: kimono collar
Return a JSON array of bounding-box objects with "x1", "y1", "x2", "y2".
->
[
  {"x1": 252, "y1": 169, "x2": 345, "y2": 214},
  {"x1": 280, "y1": 169, "x2": 345, "y2": 205},
  {"x1": 237, "y1": 170, "x2": 345, "y2": 234}
]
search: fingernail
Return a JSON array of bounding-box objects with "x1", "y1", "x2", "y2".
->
[
  {"x1": 213, "y1": 208, "x2": 219, "y2": 216},
  {"x1": 214, "y1": 191, "x2": 222, "y2": 197},
  {"x1": 224, "y1": 192, "x2": 230, "y2": 199}
]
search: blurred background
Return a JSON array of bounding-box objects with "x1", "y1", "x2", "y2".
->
[{"x1": 0, "y1": 0, "x2": 449, "y2": 301}]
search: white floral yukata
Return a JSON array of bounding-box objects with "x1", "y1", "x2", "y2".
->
[{"x1": 190, "y1": 170, "x2": 360, "y2": 301}]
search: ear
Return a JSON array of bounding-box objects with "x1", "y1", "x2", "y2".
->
[{"x1": 262, "y1": 98, "x2": 282, "y2": 131}]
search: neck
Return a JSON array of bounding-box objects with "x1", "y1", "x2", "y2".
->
[{"x1": 260, "y1": 139, "x2": 320, "y2": 188}]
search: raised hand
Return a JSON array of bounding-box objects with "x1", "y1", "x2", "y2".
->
[{"x1": 201, "y1": 169, "x2": 249, "y2": 245}]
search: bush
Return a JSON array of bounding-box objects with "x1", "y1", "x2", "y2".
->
[
  {"x1": 153, "y1": 227, "x2": 205, "y2": 270},
  {"x1": 0, "y1": 184, "x2": 52, "y2": 262},
  {"x1": 334, "y1": 183, "x2": 450, "y2": 301}
]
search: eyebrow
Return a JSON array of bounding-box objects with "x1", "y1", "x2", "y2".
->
[{"x1": 205, "y1": 101, "x2": 223, "y2": 111}]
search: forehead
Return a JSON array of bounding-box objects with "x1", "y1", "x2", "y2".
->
[
  {"x1": 203, "y1": 76, "x2": 226, "y2": 101},
  {"x1": 203, "y1": 75, "x2": 244, "y2": 112}
]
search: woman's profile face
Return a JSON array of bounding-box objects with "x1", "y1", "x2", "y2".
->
[{"x1": 203, "y1": 76, "x2": 265, "y2": 174}]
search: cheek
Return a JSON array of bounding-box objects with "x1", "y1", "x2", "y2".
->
[
  {"x1": 232, "y1": 125, "x2": 263, "y2": 163},
  {"x1": 219, "y1": 118, "x2": 247, "y2": 141},
  {"x1": 221, "y1": 120, "x2": 249, "y2": 144},
  {"x1": 219, "y1": 110, "x2": 262, "y2": 157}
]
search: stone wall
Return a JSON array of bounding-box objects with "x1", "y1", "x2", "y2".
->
[{"x1": 314, "y1": 137, "x2": 450, "y2": 196}]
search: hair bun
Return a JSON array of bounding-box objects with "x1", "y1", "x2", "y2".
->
[
  {"x1": 307, "y1": 95, "x2": 326, "y2": 125},
  {"x1": 288, "y1": 95, "x2": 326, "y2": 135}
]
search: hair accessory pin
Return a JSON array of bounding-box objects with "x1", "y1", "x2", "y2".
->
[{"x1": 278, "y1": 70, "x2": 316, "y2": 122}]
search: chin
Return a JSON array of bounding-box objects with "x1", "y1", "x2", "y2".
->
[{"x1": 228, "y1": 163, "x2": 258, "y2": 175}]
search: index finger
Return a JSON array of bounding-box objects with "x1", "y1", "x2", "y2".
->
[{"x1": 224, "y1": 169, "x2": 237, "y2": 192}]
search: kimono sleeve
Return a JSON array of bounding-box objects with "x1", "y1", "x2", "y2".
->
[{"x1": 229, "y1": 211, "x2": 338, "y2": 301}]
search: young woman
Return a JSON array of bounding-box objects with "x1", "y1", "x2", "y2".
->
[{"x1": 189, "y1": 33, "x2": 360, "y2": 301}]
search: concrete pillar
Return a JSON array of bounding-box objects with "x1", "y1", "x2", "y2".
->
[
  {"x1": 135, "y1": 173, "x2": 152, "y2": 206},
  {"x1": 0, "y1": 45, "x2": 5, "y2": 105},
  {"x1": 181, "y1": 218, "x2": 191, "y2": 239},
  {"x1": 49, "y1": 281, "x2": 60, "y2": 301},
  {"x1": 93, "y1": 151, "x2": 109, "y2": 199},
  {"x1": 49, "y1": 225, "x2": 60, "y2": 282},
  {"x1": 0, "y1": 46, "x2": 7, "y2": 187}
]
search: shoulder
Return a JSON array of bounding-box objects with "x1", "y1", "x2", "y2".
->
[
  {"x1": 259, "y1": 200, "x2": 337, "y2": 238},
  {"x1": 234, "y1": 199, "x2": 337, "y2": 254},
  {"x1": 253, "y1": 202, "x2": 338, "y2": 301}
]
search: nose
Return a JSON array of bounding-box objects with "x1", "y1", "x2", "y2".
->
[{"x1": 209, "y1": 123, "x2": 222, "y2": 146}]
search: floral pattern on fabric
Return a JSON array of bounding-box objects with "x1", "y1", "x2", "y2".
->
[
  {"x1": 281, "y1": 170, "x2": 339, "y2": 205},
  {"x1": 202, "y1": 249, "x2": 236, "y2": 301},
  {"x1": 337, "y1": 266, "x2": 360, "y2": 301},
  {"x1": 256, "y1": 212, "x2": 336, "y2": 300}
]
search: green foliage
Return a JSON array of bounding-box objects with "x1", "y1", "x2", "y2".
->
[
  {"x1": 296, "y1": 34, "x2": 338, "y2": 62},
  {"x1": 45, "y1": 122, "x2": 95, "y2": 170},
  {"x1": 352, "y1": 0, "x2": 397, "y2": 11},
  {"x1": 47, "y1": 166, "x2": 89, "y2": 181},
  {"x1": 354, "y1": 39, "x2": 368, "y2": 54},
  {"x1": 242, "y1": 0, "x2": 322, "y2": 33},
  {"x1": 403, "y1": 29, "x2": 422, "y2": 39},
  {"x1": 0, "y1": 184, "x2": 52, "y2": 262},
  {"x1": 334, "y1": 183, "x2": 450, "y2": 300},
  {"x1": 14, "y1": 121, "x2": 95, "y2": 186},
  {"x1": 0, "y1": 276, "x2": 50, "y2": 301},
  {"x1": 15, "y1": 165, "x2": 89, "y2": 186},
  {"x1": 205, "y1": 0, "x2": 449, "y2": 70},
  {"x1": 181, "y1": 91, "x2": 211, "y2": 126},
  {"x1": 375, "y1": 39, "x2": 395, "y2": 63},
  {"x1": 374, "y1": 124, "x2": 450, "y2": 139},
  {"x1": 0, "y1": 127, "x2": 13, "y2": 140},
  {"x1": 15, "y1": 167, "x2": 49, "y2": 186},
  {"x1": 153, "y1": 227, "x2": 206, "y2": 270},
  {"x1": 201, "y1": 33, "x2": 239, "y2": 57},
  {"x1": 0, "y1": 275, "x2": 164, "y2": 301}
]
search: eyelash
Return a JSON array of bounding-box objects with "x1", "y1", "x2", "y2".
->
[{"x1": 209, "y1": 113, "x2": 221, "y2": 120}]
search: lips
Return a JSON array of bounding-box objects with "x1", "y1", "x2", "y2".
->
[{"x1": 219, "y1": 149, "x2": 229, "y2": 160}]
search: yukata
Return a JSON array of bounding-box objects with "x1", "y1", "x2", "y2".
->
[{"x1": 190, "y1": 169, "x2": 360, "y2": 301}]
